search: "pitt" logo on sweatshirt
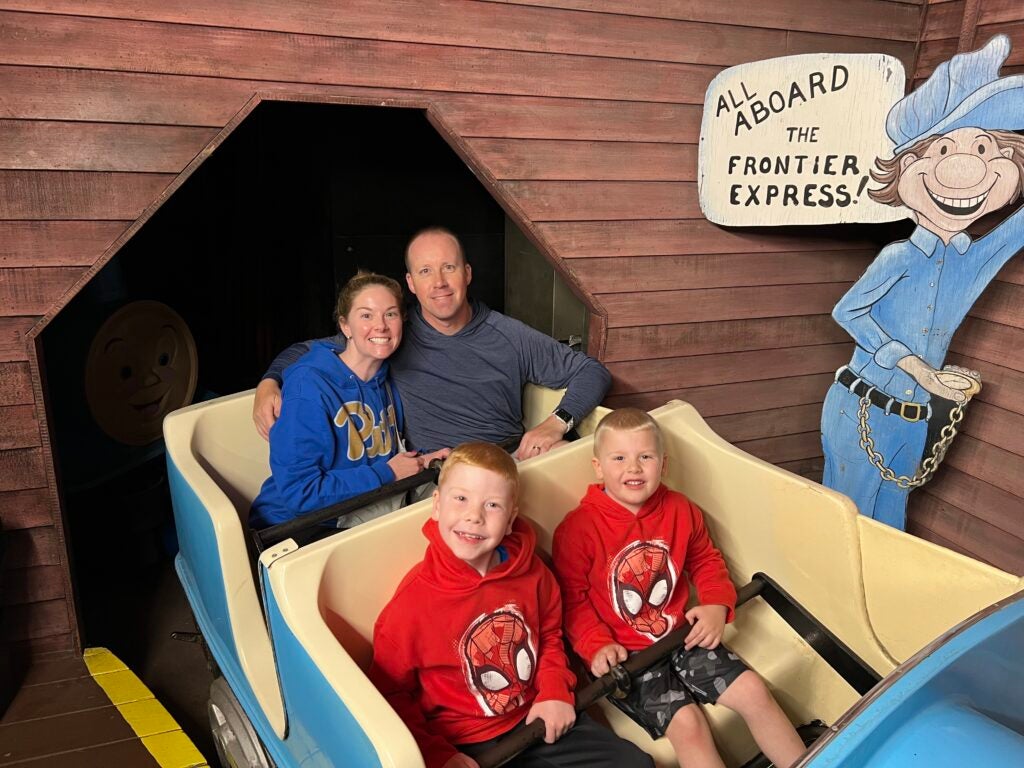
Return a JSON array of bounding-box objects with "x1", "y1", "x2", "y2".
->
[{"x1": 334, "y1": 401, "x2": 399, "y2": 461}]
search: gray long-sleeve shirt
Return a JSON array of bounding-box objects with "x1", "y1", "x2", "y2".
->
[{"x1": 264, "y1": 301, "x2": 611, "y2": 451}]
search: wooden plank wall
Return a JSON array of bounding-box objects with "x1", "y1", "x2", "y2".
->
[
  {"x1": 0, "y1": 0, "x2": 976, "y2": 656},
  {"x1": 903, "y1": 0, "x2": 1024, "y2": 573}
]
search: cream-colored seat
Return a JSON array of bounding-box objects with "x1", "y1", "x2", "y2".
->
[
  {"x1": 264, "y1": 399, "x2": 1024, "y2": 767},
  {"x1": 164, "y1": 384, "x2": 605, "y2": 745}
]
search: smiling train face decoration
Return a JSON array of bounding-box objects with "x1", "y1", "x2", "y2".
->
[
  {"x1": 820, "y1": 35, "x2": 1024, "y2": 532},
  {"x1": 85, "y1": 300, "x2": 198, "y2": 446}
]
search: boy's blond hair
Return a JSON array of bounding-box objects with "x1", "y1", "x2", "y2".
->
[
  {"x1": 594, "y1": 408, "x2": 664, "y2": 454},
  {"x1": 437, "y1": 442, "x2": 519, "y2": 499}
]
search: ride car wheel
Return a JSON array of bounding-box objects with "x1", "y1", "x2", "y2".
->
[{"x1": 208, "y1": 677, "x2": 272, "y2": 768}]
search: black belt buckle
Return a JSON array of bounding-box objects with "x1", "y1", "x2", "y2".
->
[{"x1": 898, "y1": 401, "x2": 923, "y2": 422}]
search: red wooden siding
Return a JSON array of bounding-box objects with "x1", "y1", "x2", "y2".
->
[{"x1": 2, "y1": 0, "x2": 1018, "y2": 659}]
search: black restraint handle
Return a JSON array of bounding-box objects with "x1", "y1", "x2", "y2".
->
[{"x1": 474, "y1": 578, "x2": 766, "y2": 768}]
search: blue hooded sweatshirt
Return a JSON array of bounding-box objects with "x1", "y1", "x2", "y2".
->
[{"x1": 250, "y1": 341, "x2": 404, "y2": 528}]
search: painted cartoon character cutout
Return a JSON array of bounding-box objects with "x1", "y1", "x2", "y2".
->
[{"x1": 822, "y1": 35, "x2": 1024, "y2": 530}]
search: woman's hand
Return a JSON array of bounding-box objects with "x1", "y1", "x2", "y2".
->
[
  {"x1": 387, "y1": 451, "x2": 423, "y2": 481},
  {"x1": 418, "y1": 448, "x2": 452, "y2": 469}
]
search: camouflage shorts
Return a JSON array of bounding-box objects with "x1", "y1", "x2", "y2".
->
[{"x1": 607, "y1": 644, "x2": 748, "y2": 739}]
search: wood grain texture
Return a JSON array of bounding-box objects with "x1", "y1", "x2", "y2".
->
[
  {"x1": 706, "y1": 403, "x2": 822, "y2": 443},
  {"x1": 600, "y1": 282, "x2": 850, "y2": 327},
  {"x1": 0, "y1": 448, "x2": 46, "y2": 492},
  {"x1": 910, "y1": 491, "x2": 1023, "y2": 574},
  {"x1": 926, "y1": 465, "x2": 1024, "y2": 540},
  {"x1": 956, "y1": 401, "x2": 1024, "y2": 458},
  {"x1": 1, "y1": 565, "x2": 65, "y2": 606},
  {"x1": 0, "y1": 318, "x2": 36, "y2": 362},
  {"x1": 604, "y1": 372, "x2": 835, "y2": 416},
  {"x1": 0, "y1": 171, "x2": 172, "y2": 219},
  {"x1": 2, "y1": 527, "x2": 61, "y2": 569},
  {"x1": 914, "y1": 36, "x2": 959, "y2": 77},
  {"x1": 0, "y1": 120, "x2": 217, "y2": 172},
  {"x1": 951, "y1": 317, "x2": 1024, "y2": 372},
  {"x1": 0, "y1": 11, "x2": 717, "y2": 104},
  {"x1": 482, "y1": 0, "x2": 922, "y2": 42},
  {"x1": 946, "y1": 352, "x2": 1024, "y2": 415},
  {"x1": 604, "y1": 315, "x2": 848, "y2": 362},
  {"x1": 503, "y1": 181, "x2": 701, "y2": 221},
  {"x1": 0, "y1": 221, "x2": 129, "y2": 268},
  {"x1": 922, "y1": 0, "x2": 965, "y2": 39},
  {"x1": 0, "y1": 599, "x2": 70, "y2": 641},
  {"x1": 0, "y1": 487, "x2": 54, "y2": 530},
  {"x1": 0, "y1": 404, "x2": 40, "y2": 450},
  {"x1": 540, "y1": 220, "x2": 876, "y2": 258},
  {"x1": 0, "y1": 267, "x2": 88, "y2": 316},
  {"x1": 0, "y1": 66, "x2": 704, "y2": 143},
  {"x1": 944, "y1": 433, "x2": 1024, "y2": 499},
  {"x1": 0, "y1": 1, "x2": 915, "y2": 68},
  {"x1": 0, "y1": 362, "x2": 33, "y2": 406},
  {"x1": 607, "y1": 343, "x2": 851, "y2": 395},
  {"x1": 471, "y1": 139, "x2": 696, "y2": 181},
  {"x1": 733, "y1": 431, "x2": 824, "y2": 464},
  {"x1": 979, "y1": 0, "x2": 1024, "y2": 25},
  {"x1": 569, "y1": 250, "x2": 874, "y2": 293},
  {"x1": 970, "y1": 279, "x2": 1024, "y2": 329}
]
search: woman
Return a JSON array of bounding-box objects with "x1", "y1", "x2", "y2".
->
[{"x1": 250, "y1": 271, "x2": 440, "y2": 529}]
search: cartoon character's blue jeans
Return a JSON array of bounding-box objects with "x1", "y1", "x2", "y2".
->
[{"x1": 821, "y1": 383, "x2": 928, "y2": 531}]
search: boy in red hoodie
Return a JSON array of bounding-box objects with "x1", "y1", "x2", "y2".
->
[
  {"x1": 370, "y1": 442, "x2": 653, "y2": 768},
  {"x1": 553, "y1": 409, "x2": 805, "y2": 768}
]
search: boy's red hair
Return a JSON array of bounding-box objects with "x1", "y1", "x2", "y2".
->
[{"x1": 438, "y1": 442, "x2": 519, "y2": 499}]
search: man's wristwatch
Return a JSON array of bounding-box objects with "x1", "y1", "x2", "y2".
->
[{"x1": 552, "y1": 408, "x2": 575, "y2": 434}]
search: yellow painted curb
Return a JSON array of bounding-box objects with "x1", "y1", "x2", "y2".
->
[{"x1": 84, "y1": 647, "x2": 209, "y2": 768}]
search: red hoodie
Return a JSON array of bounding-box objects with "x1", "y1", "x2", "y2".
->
[
  {"x1": 369, "y1": 517, "x2": 576, "y2": 768},
  {"x1": 552, "y1": 483, "x2": 737, "y2": 664}
]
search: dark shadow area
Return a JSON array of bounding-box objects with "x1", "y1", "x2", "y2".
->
[{"x1": 37, "y1": 101, "x2": 508, "y2": 756}]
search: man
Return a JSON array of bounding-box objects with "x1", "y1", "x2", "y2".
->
[{"x1": 254, "y1": 227, "x2": 611, "y2": 460}]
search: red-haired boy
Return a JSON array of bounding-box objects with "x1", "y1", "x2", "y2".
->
[{"x1": 370, "y1": 442, "x2": 653, "y2": 768}]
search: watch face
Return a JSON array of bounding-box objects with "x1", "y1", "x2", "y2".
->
[{"x1": 555, "y1": 409, "x2": 574, "y2": 429}]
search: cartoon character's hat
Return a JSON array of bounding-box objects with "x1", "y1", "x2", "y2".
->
[{"x1": 888, "y1": 35, "x2": 1024, "y2": 155}]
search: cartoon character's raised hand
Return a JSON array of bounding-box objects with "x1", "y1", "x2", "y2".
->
[{"x1": 897, "y1": 356, "x2": 969, "y2": 401}]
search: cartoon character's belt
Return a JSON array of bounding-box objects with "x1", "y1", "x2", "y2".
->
[{"x1": 835, "y1": 366, "x2": 932, "y2": 423}]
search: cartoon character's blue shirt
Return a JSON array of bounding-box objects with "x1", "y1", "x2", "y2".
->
[{"x1": 835, "y1": 205, "x2": 1024, "y2": 402}]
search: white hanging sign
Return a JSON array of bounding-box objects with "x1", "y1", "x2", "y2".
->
[{"x1": 698, "y1": 53, "x2": 907, "y2": 226}]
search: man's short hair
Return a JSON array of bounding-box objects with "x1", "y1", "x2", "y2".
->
[
  {"x1": 594, "y1": 408, "x2": 664, "y2": 455},
  {"x1": 405, "y1": 226, "x2": 465, "y2": 271},
  {"x1": 438, "y1": 441, "x2": 519, "y2": 499}
]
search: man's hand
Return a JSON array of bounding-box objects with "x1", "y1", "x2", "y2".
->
[
  {"x1": 515, "y1": 415, "x2": 568, "y2": 460},
  {"x1": 589, "y1": 643, "x2": 628, "y2": 677},
  {"x1": 683, "y1": 604, "x2": 728, "y2": 651},
  {"x1": 525, "y1": 699, "x2": 576, "y2": 744},
  {"x1": 442, "y1": 753, "x2": 480, "y2": 768},
  {"x1": 897, "y1": 356, "x2": 965, "y2": 402},
  {"x1": 253, "y1": 379, "x2": 283, "y2": 440}
]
